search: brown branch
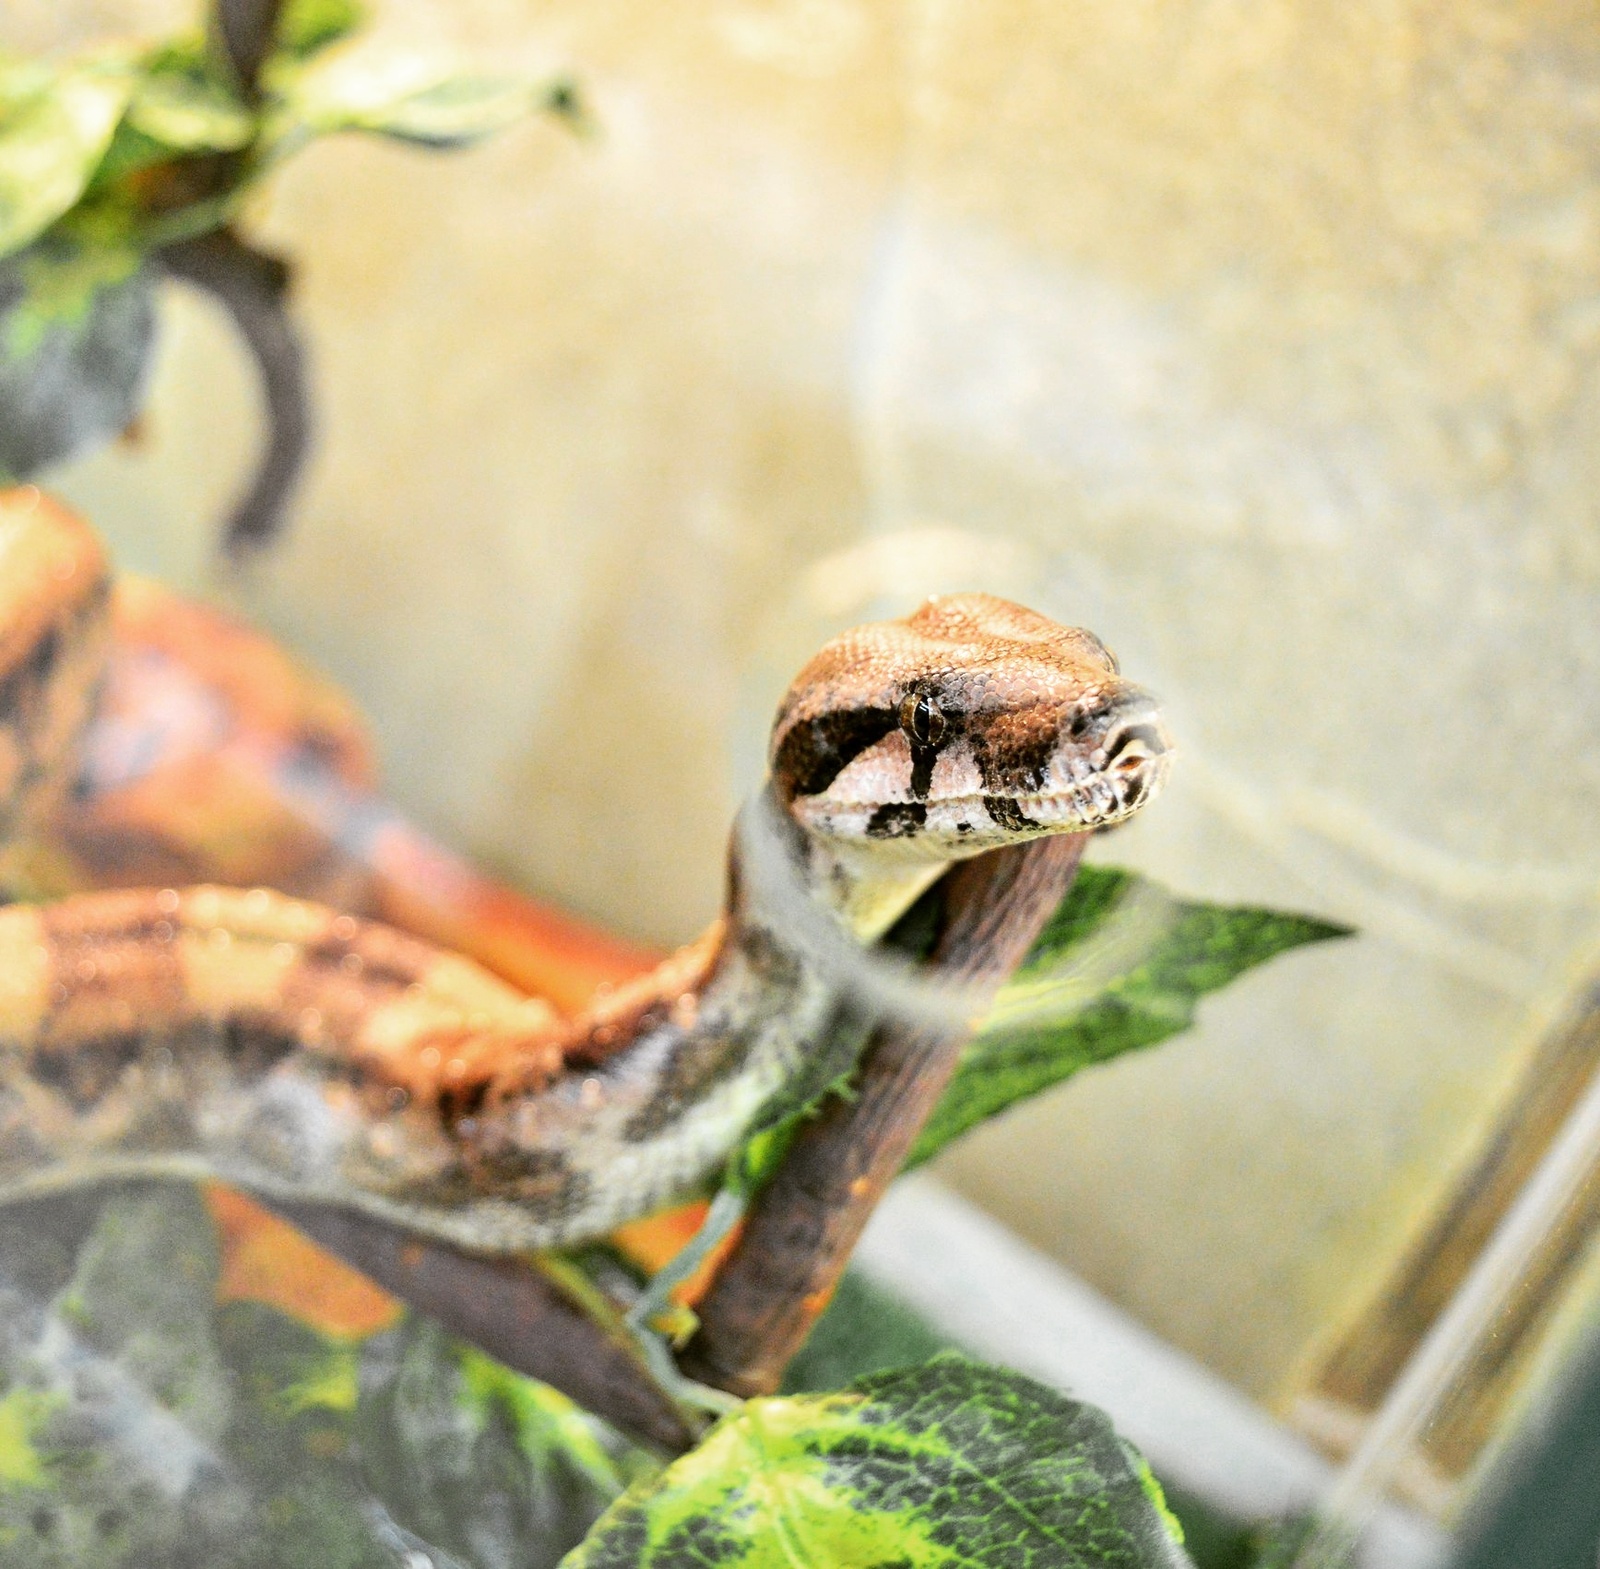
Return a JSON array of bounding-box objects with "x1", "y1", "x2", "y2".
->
[
  {"x1": 259, "y1": 836, "x2": 1079, "y2": 1438},
  {"x1": 159, "y1": 231, "x2": 313, "y2": 557},
  {"x1": 165, "y1": 5, "x2": 312, "y2": 557},
  {"x1": 267, "y1": 1201, "x2": 697, "y2": 1454},
  {"x1": 211, "y1": 0, "x2": 286, "y2": 102},
  {"x1": 680, "y1": 831, "x2": 1087, "y2": 1397}
]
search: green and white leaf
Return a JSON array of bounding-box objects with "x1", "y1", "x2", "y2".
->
[
  {"x1": 0, "y1": 54, "x2": 138, "y2": 260},
  {"x1": 563, "y1": 1353, "x2": 1192, "y2": 1568},
  {"x1": 276, "y1": 0, "x2": 368, "y2": 60},
  {"x1": 909, "y1": 867, "x2": 1351, "y2": 1167},
  {"x1": 280, "y1": 54, "x2": 545, "y2": 147},
  {"x1": 126, "y1": 71, "x2": 253, "y2": 154},
  {"x1": 358, "y1": 1315, "x2": 649, "y2": 1568}
]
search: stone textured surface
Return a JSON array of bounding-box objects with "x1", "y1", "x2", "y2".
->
[{"x1": 9, "y1": 0, "x2": 1600, "y2": 1406}]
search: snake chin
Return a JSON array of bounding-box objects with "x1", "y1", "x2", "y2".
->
[{"x1": 793, "y1": 754, "x2": 1172, "y2": 861}]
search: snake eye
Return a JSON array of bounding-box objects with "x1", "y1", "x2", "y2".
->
[{"x1": 899, "y1": 692, "x2": 947, "y2": 747}]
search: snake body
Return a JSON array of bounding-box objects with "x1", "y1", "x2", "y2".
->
[{"x1": 0, "y1": 493, "x2": 1171, "y2": 1250}]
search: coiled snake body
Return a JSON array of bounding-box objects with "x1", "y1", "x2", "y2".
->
[{"x1": 0, "y1": 495, "x2": 1171, "y2": 1250}]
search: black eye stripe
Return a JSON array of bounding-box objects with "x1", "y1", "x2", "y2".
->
[
  {"x1": 772, "y1": 706, "x2": 898, "y2": 799},
  {"x1": 897, "y1": 690, "x2": 957, "y2": 801}
]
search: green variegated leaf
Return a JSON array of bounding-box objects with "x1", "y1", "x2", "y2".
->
[
  {"x1": 282, "y1": 59, "x2": 548, "y2": 147},
  {"x1": 126, "y1": 72, "x2": 253, "y2": 153},
  {"x1": 358, "y1": 1317, "x2": 647, "y2": 1569},
  {"x1": 78, "y1": 37, "x2": 220, "y2": 190},
  {"x1": 0, "y1": 55, "x2": 137, "y2": 259},
  {"x1": 0, "y1": 1186, "x2": 660, "y2": 1566},
  {"x1": 0, "y1": 56, "x2": 53, "y2": 113},
  {"x1": 359, "y1": 75, "x2": 541, "y2": 146},
  {"x1": 908, "y1": 867, "x2": 1350, "y2": 1167},
  {"x1": 0, "y1": 239, "x2": 154, "y2": 478},
  {"x1": 277, "y1": 0, "x2": 367, "y2": 59},
  {"x1": 562, "y1": 1354, "x2": 1192, "y2": 1568}
]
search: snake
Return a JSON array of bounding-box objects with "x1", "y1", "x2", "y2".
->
[{"x1": 0, "y1": 490, "x2": 1172, "y2": 1252}]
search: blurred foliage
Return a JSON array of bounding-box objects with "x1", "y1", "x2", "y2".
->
[
  {"x1": 0, "y1": 1179, "x2": 1258, "y2": 1567},
  {"x1": 0, "y1": 0, "x2": 580, "y2": 480},
  {"x1": 0, "y1": 1185, "x2": 640, "y2": 1567}
]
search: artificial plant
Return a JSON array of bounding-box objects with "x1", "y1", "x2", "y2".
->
[{"x1": 0, "y1": 0, "x2": 579, "y2": 552}]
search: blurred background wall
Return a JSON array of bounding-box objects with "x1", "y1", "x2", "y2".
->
[{"x1": 8, "y1": 0, "x2": 1600, "y2": 1417}]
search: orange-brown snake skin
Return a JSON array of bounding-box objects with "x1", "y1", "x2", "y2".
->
[{"x1": 0, "y1": 489, "x2": 1171, "y2": 1250}]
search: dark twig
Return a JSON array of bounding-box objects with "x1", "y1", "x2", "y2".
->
[
  {"x1": 268, "y1": 1201, "x2": 698, "y2": 1453},
  {"x1": 681, "y1": 831, "x2": 1087, "y2": 1397},
  {"x1": 153, "y1": 3, "x2": 309, "y2": 557},
  {"x1": 210, "y1": 0, "x2": 286, "y2": 103},
  {"x1": 158, "y1": 231, "x2": 313, "y2": 558}
]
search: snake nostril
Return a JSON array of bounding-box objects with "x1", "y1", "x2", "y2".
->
[{"x1": 1103, "y1": 722, "x2": 1166, "y2": 769}]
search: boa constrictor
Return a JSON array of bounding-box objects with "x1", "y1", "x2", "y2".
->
[{"x1": 0, "y1": 493, "x2": 1172, "y2": 1252}]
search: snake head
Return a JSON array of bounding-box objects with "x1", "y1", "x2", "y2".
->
[{"x1": 770, "y1": 593, "x2": 1172, "y2": 861}]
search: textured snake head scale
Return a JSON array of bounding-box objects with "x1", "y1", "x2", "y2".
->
[{"x1": 770, "y1": 593, "x2": 1172, "y2": 861}]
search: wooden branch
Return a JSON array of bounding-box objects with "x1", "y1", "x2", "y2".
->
[
  {"x1": 680, "y1": 830, "x2": 1087, "y2": 1397},
  {"x1": 211, "y1": 0, "x2": 286, "y2": 102},
  {"x1": 259, "y1": 837, "x2": 1079, "y2": 1437},
  {"x1": 159, "y1": 231, "x2": 313, "y2": 557},
  {"x1": 268, "y1": 1201, "x2": 697, "y2": 1454}
]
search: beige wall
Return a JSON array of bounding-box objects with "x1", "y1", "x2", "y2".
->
[{"x1": 11, "y1": 0, "x2": 1600, "y2": 1405}]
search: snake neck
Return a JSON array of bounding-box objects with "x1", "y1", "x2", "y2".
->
[
  {"x1": 808, "y1": 846, "x2": 948, "y2": 945},
  {"x1": 740, "y1": 784, "x2": 952, "y2": 947},
  {"x1": 442, "y1": 793, "x2": 957, "y2": 1243},
  {"x1": 0, "y1": 790, "x2": 965, "y2": 1253}
]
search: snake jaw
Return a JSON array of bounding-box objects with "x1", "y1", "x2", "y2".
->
[{"x1": 790, "y1": 758, "x2": 1172, "y2": 859}]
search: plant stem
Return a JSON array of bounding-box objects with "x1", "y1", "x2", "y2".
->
[
  {"x1": 267, "y1": 1200, "x2": 699, "y2": 1453},
  {"x1": 211, "y1": 0, "x2": 286, "y2": 102},
  {"x1": 680, "y1": 831, "x2": 1087, "y2": 1397},
  {"x1": 159, "y1": 231, "x2": 312, "y2": 557}
]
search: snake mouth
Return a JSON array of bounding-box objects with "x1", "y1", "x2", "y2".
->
[
  {"x1": 967, "y1": 712, "x2": 1174, "y2": 834},
  {"x1": 949, "y1": 762, "x2": 1171, "y2": 832},
  {"x1": 794, "y1": 750, "x2": 1172, "y2": 852}
]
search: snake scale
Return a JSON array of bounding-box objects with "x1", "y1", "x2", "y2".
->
[{"x1": 0, "y1": 491, "x2": 1171, "y2": 1252}]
